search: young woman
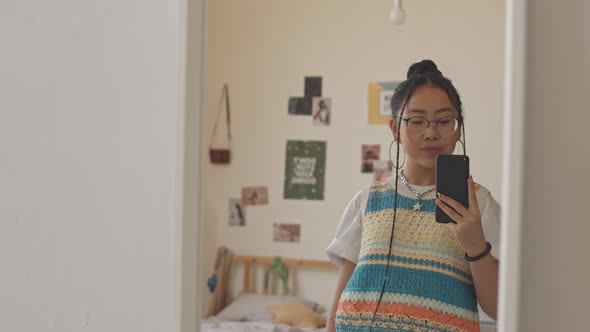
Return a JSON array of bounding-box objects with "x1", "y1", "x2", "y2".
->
[{"x1": 326, "y1": 60, "x2": 500, "y2": 332}]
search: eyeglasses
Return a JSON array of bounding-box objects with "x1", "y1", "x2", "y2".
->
[{"x1": 401, "y1": 116, "x2": 461, "y2": 136}]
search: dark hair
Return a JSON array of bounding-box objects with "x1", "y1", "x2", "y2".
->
[{"x1": 390, "y1": 59, "x2": 463, "y2": 120}]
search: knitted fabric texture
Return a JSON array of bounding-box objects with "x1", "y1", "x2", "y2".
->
[{"x1": 335, "y1": 178, "x2": 480, "y2": 332}]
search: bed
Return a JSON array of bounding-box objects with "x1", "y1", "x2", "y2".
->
[
  {"x1": 201, "y1": 253, "x2": 497, "y2": 332},
  {"x1": 201, "y1": 254, "x2": 336, "y2": 332}
]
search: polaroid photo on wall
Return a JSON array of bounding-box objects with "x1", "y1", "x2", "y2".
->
[
  {"x1": 273, "y1": 223, "x2": 301, "y2": 243},
  {"x1": 361, "y1": 144, "x2": 381, "y2": 173},
  {"x1": 312, "y1": 97, "x2": 331, "y2": 126},
  {"x1": 228, "y1": 198, "x2": 246, "y2": 226},
  {"x1": 241, "y1": 186, "x2": 269, "y2": 205}
]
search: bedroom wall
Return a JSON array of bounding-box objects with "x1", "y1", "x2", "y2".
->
[
  {"x1": 1, "y1": 1, "x2": 187, "y2": 331},
  {"x1": 201, "y1": 0, "x2": 505, "y2": 315}
]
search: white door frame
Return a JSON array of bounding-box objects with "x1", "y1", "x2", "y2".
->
[{"x1": 498, "y1": 0, "x2": 527, "y2": 331}]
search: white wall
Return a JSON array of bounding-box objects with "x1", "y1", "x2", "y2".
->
[
  {"x1": 518, "y1": 1, "x2": 590, "y2": 331},
  {"x1": 0, "y1": 1, "x2": 187, "y2": 331},
  {"x1": 201, "y1": 0, "x2": 505, "y2": 313}
]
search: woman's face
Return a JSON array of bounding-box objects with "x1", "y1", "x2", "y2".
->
[{"x1": 390, "y1": 84, "x2": 461, "y2": 169}]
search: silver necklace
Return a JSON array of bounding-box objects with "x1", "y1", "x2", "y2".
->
[{"x1": 399, "y1": 171, "x2": 436, "y2": 211}]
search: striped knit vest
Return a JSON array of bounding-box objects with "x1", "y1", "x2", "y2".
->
[{"x1": 336, "y1": 178, "x2": 480, "y2": 332}]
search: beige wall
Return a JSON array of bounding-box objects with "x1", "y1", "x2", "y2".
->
[
  {"x1": 519, "y1": 1, "x2": 590, "y2": 331},
  {"x1": 201, "y1": 0, "x2": 505, "y2": 314}
]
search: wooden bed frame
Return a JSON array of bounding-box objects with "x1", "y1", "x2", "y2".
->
[{"x1": 232, "y1": 255, "x2": 336, "y2": 295}]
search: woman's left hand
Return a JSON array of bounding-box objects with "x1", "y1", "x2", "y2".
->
[{"x1": 436, "y1": 176, "x2": 488, "y2": 257}]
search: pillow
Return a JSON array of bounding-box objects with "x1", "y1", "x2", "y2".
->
[
  {"x1": 268, "y1": 303, "x2": 327, "y2": 328},
  {"x1": 216, "y1": 293, "x2": 319, "y2": 322}
]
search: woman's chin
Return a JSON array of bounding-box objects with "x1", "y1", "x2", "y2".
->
[{"x1": 417, "y1": 158, "x2": 437, "y2": 170}]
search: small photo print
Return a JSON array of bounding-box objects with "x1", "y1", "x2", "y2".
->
[
  {"x1": 241, "y1": 186, "x2": 269, "y2": 205},
  {"x1": 312, "y1": 97, "x2": 331, "y2": 126},
  {"x1": 361, "y1": 144, "x2": 381, "y2": 173},
  {"x1": 273, "y1": 223, "x2": 301, "y2": 243},
  {"x1": 304, "y1": 76, "x2": 322, "y2": 97},
  {"x1": 229, "y1": 198, "x2": 246, "y2": 226},
  {"x1": 372, "y1": 160, "x2": 393, "y2": 181},
  {"x1": 288, "y1": 97, "x2": 313, "y2": 115},
  {"x1": 288, "y1": 97, "x2": 300, "y2": 115}
]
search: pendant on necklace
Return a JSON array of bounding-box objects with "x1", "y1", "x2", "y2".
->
[{"x1": 412, "y1": 201, "x2": 422, "y2": 211}]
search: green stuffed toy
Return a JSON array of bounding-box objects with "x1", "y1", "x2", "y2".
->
[{"x1": 263, "y1": 256, "x2": 290, "y2": 295}]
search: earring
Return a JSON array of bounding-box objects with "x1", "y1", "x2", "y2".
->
[{"x1": 389, "y1": 140, "x2": 406, "y2": 170}]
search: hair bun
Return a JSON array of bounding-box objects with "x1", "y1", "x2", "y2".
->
[{"x1": 407, "y1": 59, "x2": 442, "y2": 79}]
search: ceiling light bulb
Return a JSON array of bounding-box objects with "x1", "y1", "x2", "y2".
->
[{"x1": 389, "y1": 0, "x2": 407, "y2": 25}]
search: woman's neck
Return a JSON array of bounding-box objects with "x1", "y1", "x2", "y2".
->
[{"x1": 401, "y1": 163, "x2": 435, "y2": 186}]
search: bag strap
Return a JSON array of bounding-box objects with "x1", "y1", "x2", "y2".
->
[{"x1": 210, "y1": 84, "x2": 231, "y2": 148}]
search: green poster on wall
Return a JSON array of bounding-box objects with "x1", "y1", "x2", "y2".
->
[{"x1": 284, "y1": 140, "x2": 326, "y2": 200}]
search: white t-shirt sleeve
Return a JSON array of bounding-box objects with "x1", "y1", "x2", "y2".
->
[
  {"x1": 476, "y1": 185, "x2": 502, "y2": 259},
  {"x1": 326, "y1": 190, "x2": 363, "y2": 267}
]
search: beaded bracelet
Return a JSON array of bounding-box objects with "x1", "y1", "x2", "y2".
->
[{"x1": 464, "y1": 242, "x2": 492, "y2": 262}]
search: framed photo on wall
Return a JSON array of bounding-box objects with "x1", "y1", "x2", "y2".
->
[{"x1": 368, "y1": 81, "x2": 401, "y2": 124}]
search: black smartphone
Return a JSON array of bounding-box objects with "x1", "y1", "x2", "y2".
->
[{"x1": 435, "y1": 155, "x2": 470, "y2": 224}]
